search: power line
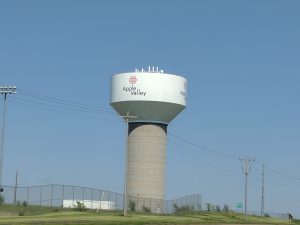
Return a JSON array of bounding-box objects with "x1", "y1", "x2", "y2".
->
[
  {"x1": 12, "y1": 88, "x2": 300, "y2": 193},
  {"x1": 168, "y1": 142, "x2": 241, "y2": 175},
  {"x1": 169, "y1": 134, "x2": 296, "y2": 187},
  {"x1": 8, "y1": 99, "x2": 118, "y2": 122},
  {"x1": 169, "y1": 132, "x2": 239, "y2": 160},
  {"x1": 13, "y1": 96, "x2": 114, "y2": 115},
  {"x1": 168, "y1": 139, "x2": 236, "y2": 159},
  {"x1": 18, "y1": 89, "x2": 113, "y2": 113},
  {"x1": 255, "y1": 160, "x2": 300, "y2": 181},
  {"x1": 267, "y1": 181, "x2": 300, "y2": 189}
]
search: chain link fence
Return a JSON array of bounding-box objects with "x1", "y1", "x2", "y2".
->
[
  {"x1": 245, "y1": 210, "x2": 289, "y2": 221},
  {"x1": 0, "y1": 185, "x2": 290, "y2": 220},
  {"x1": 0, "y1": 184, "x2": 201, "y2": 214}
]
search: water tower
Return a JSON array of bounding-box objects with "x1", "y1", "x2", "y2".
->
[{"x1": 110, "y1": 67, "x2": 187, "y2": 212}]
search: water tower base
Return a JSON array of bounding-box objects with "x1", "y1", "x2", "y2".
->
[{"x1": 127, "y1": 122, "x2": 167, "y2": 213}]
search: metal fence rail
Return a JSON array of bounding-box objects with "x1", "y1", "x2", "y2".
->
[{"x1": 1, "y1": 184, "x2": 201, "y2": 214}]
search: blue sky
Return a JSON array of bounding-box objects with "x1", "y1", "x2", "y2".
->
[{"x1": 1, "y1": 0, "x2": 300, "y2": 217}]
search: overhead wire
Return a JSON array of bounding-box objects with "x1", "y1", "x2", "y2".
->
[
  {"x1": 168, "y1": 138, "x2": 236, "y2": 159},
  {"x1": 13, "y1": 96, "x2": 113, "y2": 115},
  {"x1": 167, "y1": 141, "x2": 241, "y2": 175},
  {"x1": 17, "y1": 88, "x2": 113, "y2": 114},
  {"x1": 8, "y1": 99, "x2": 118, "y2": 122},
  {"x1": 169, "y1": 132, "x2": 239, "y2": 160},
  {"x1": 255, "y1": 159, "x2": 300, "y2": 182},
  {"x1": 8, "y1": 88, "x2": 300, "y2": 187}
]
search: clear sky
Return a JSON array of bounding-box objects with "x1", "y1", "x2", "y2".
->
[{"x1": 1, "y1": 0, "x2": 300, "y2": 217}]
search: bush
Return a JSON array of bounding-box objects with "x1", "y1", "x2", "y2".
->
[
  {"x1": 205, "y1": 203, "x2": 212, "y2": 212},
  {"x1": 142, "y1": 206, "x2": 151, "y2": 213},
  {"x1": 18, "y1": 211, "x2": 25, "y2": 216},
  {"x1": 216, "y1": 205, "x2": 221, "y2": 212},
  {"x1": 22, "y1": 201, "x2": 28, "y2": 207},
  {"x1": 173, "y1": 203, "x2": 194, "y2": 213},
  {"x1": 223, "y1": 204, "x2": 229, "y2": 212},
  {"x1": 128, "y1": 200, "x2": 136, "y2": 211},
  {"x1": 0, "y1": 195, "x2": 4, "y2": 205},
  {"x1": 73, "y1": 201, "x2": 87, "y2": 211}
]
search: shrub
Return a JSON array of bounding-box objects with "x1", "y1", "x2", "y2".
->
[
  {"x1": 205, "y1": 203, "x2": 212, "y2": 212},
  {"x1": 73, "y1": 201, "x2": 87, "y2": 211},
  {"x1": 22, "y1": 201, "x2": 28, "y2": 207},
  {"x1": 0, "y1": 195, "x2": 4, "y2": 205},
  {"x1": 18, "y1": 212, "x2": 25, "y2": 216},
  {"x1": 173, "y1": 203, "x2": 194, "y2": 213},
  {"x1": 211, "y1": 205, "x2": 216, "y2": 212},
  {"x1": 142, "y1": 205, "x2": 151, "y2": 212},
  {"x1": 128, "y1": 200, "x2": 136, "y2": 211},
  {"x1": 223, "y1": 204, "x2": 229, "y2": 212},
  {"x1": 216, "y1": 205, "x2": 221, "y2": 212}
]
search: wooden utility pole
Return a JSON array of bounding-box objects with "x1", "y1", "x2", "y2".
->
[
  {"x1": 261, "y1": 164, "x2": 265, "y2": 216},
  {"x1": 14, "y1": 171, "x2": 18, "y2": 204},
  {"x1": 239, "y1": 156, "x2": 255, "y2": 222},
  {"x1": 121, "y1": 112, "x2": 138, "y2": 216}
]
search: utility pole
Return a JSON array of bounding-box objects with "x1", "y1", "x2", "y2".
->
[
  {"x1": 239, "y1": 156, "x2": 255, "y2": 222},
  {"x1": 14, "y1": 171, "x2": 18, "y2": 204},
  {"x1": 0, "y1": 86, "x2": 16, "y2": 194},
  {"x1": 120, "y1": 111, "x2": 138, "y2": 216},
  {"x1": 261, "y1": 164, "x2": 265, "y2": 217}
]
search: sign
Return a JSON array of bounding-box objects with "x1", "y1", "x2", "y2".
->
[{"x1": 236, "y1": 203, "x2": 243, "y2": 209}]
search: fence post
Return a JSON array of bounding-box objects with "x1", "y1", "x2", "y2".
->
[
  {"x1": 62, "y1": 185, "x2": 65, "y2": 207},
  {"x1": 99, "y1": 190, "x2": 102, "y2": 210},
  {"x1": 91, "y1": 188, "x2": 94, "y2": 210},
  {"x1": 50, "y1": 184, "x2": 53, "y2": 207},
  {"x1": 82, "y1": 187, "x2": 84, "y2": 202},
  {"x1": 40, "y1": 185, "x2": 43, "y2": 206},
  {"x1": 27, "y1": 186, "x2": 30, "y2": 205},
  {"x1": 115, "y1": 192, "x2": 118, "y2": 210},
  {"x1": 72, "y1": 186, "x2": 75, "y2": 206},
  {"x1": 108, "y1": 191, "x2": 110, "y2": 210}
]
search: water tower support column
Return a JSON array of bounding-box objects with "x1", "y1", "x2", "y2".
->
[{"x1": 127, "y1": 122, "x2": 167, "y2": 213}]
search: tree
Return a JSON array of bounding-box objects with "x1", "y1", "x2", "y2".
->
[
  {"x1": 223, "y1": 204, "x2": 229, "y2": 212},
  {"x1": 73, "y1": 201, "x2": 87, "y2": 211},
  {"x1": 205, "y1": 203, "x2": 212, "y2": 212}
]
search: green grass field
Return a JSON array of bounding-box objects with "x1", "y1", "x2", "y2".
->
[{"x1": 0, "y1": 204, "x2": 295, "y2": 225}]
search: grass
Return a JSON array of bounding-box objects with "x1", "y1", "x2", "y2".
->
[
  {"x1": 0, "y1": 204, "x2": 294, "y2": 225},
  {"x1": 0, "y1": 204, "x2": 71, "y2": 216},
  {"x1": 293, "y1": 219, "x2": 300, "y2": 224}
]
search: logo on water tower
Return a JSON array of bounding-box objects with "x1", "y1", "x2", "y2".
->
[
  {"x1": 129, "y1": 76, "x2": 137, "y2": 84},
  {"x1": 122, "y1": 75, "x2": 146, "y2": 96}
]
